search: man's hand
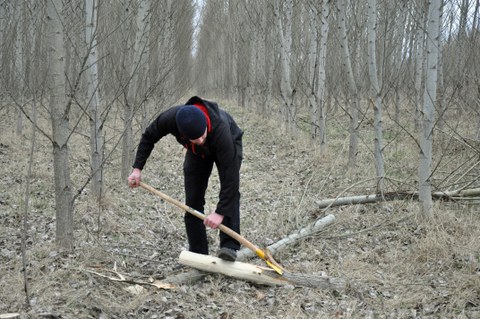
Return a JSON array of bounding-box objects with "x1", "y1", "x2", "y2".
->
[
  {"x1": 128, "y1": 168, "x2": 142, "y2": 188},
  {"x1": 204, "y1": 212, "x2": 224, "y2": 229}
]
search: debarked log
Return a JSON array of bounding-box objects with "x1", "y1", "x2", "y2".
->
[
  {"x1": 162, "y1": 214, "x2": 337, "y2": 287},
  {"x1": 178, "y1": 251, "x2": 347, "y2": 289},
  {"x1": 178, "y1": 251, "x2": 289, "y2": 286}
]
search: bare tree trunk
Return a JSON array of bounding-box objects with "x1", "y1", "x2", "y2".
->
[
  {"x1": 85, "y1": 0, "x2": 104, "y2": 200},
  {"x1": 419, "y1": 0, "x2": 441, "y2": 219},
  {"x1": 337, "y1": 0, "x2": 359, "y2": 167},
  {"x1": 307, "y1": 4, "x2": 319, "y2": 139},
  {"x1": 437, "y1": 0, "x2": 446, "y2": 130},
  {"x1": 47, "y1": 0, "x2": 74, "y2": 251},
  {"x1": 21, "y1": 99, "x2": 37, "y2": 308},
  {"x1": 14, "y1": 3, "x2": 24, "y2": 136},
  {"x1": 473, "y1": 0, "x2": 480, "y2": 35},
  {"x1": 316, "y1": 0, "x2": 330, "y2": 152},
  {"x1": 274, "y1": 0, "x2": 296, "y2": 134},
  {"x1": 367, "y1": 0, "x2": 385, "y2": 194},
  {"x1": 121, "y1": 0, "x2": 150, "y2": 181},
  {"x1": 263, "y1": 3, "x2": 275, "y2": 115},
  {"x1": 457, "y1": 0, "x2": 469, "y2": 38},
  {"x1": 247, "y1": 23, "x2": 258, "y2": 110},
  {"x1": 414, "y1": 6, "x2": 426, "y2": 131}
]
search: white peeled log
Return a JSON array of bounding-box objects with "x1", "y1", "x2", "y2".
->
[
  {"x1": 165, "y1": 214, "x2": 338, "y2": 288},
  {"x1": 178, "y1": 251, "x2": 346, "y2": 290},
  {"x1": 178, "y1": 251, "x2": 289, "y2": 286}
]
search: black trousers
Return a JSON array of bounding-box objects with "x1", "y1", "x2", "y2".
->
[{"x1": 183, "y1": 150, "x2": 242, "y2": 255}]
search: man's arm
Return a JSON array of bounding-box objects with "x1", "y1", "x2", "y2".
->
[{"x1": 128, "y1": 107, "x2": 179, "y2": 186}]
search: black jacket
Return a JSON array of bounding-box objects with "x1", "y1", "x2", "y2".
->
[{"x1": 132, "y1": 96, "x2": 243, "y2": 217}]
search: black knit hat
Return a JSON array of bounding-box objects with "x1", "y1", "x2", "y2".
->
[{"x1": 176, "y1": 105, "x2": 207, "y2": 140}]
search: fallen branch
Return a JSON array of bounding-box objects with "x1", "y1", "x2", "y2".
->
[
  {"x1": 315, "y1": 188, "x2": 480, "y2": 209},
  {"x1": 237, "y1": 214, "x2": 335, "y2": 260}
]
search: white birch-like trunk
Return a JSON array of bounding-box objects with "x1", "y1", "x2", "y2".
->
[
  {"x1": 47, "y1": 0, "x2": 74, "y2": 251},
  {"x1": 367, "y1": 0, "x2": 385, "y2": 194},
  {"x1": 419, "y1": 0, "x2": 441, "y2": 219},
  {"x1": 121, "y1": 0, "x2": 150, "y2": 181},
  {"x1": 85, "y1": 0, "x2": 104, "y2": 199}
]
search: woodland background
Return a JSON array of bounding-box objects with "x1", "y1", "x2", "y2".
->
[{"x1": 1, "y1": 0, "x2": 480, "y2": 318}]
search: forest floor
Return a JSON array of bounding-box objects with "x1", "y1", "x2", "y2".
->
[{"x1": 1, "y1": 99, "x2": 480, "y2": 318}]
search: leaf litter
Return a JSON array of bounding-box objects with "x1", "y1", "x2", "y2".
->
[{"x1": 1, "y1": 103, "x2": 479, "y2": 318}]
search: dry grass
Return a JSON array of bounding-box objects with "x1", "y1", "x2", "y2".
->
[{"x1": 1, "y1": 99, "x2": 479, "y2": 318}]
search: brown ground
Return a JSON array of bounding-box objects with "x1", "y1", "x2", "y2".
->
[{"x1": 1, "y1": 100, "x2": 479, "y2": 318}]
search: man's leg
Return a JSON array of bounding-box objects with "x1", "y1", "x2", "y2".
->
[
  {"x1": 219, "y1": 139, "x2": 243, "y2": 252},
  {"x1": 183, "y1": 151, "x2": 213, "y2": 255},
  {"x1": 218, "y1": 191, "x2": 241, "y2": 251}
]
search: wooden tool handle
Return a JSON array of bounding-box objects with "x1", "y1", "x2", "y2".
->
[{"x1": 139, "y1": 182, "x2": 261, "y2": 253}]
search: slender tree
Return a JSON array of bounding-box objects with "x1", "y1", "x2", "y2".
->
[
  {"x1": 121, "y1": 0, "x2": 150, "y2": 181},
  {"x1": 367, "y1": 0, "x2": 386, "y2": 194},
  {"x1": 85, "y1": 0, "x2": 105, "y2": 200},
  {"x1": 314, "y1": 0, "x2": 330, "y2": 152},
  {"x1": 414, "y1": 2, "x2": 427, "y2": 131},
  {"x1": 337, "y1": 0, "x2": 359, "y2": 167},
  {"x1": 274, "y1": 0, "x2": 296, "y2": 133},
  {"x1": 418, "y1": 0, "x2": 441, "y2": 219},
  {"x1": 47, "y1": 0, "x2": 74, "y2": 250}
]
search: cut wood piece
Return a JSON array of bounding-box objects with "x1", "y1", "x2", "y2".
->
[
  {"x1": 0, "y1": 314, "x2": 21, "y2": 319},
  {"x1": 178, "y1": 251, "x2": 289, "y2": 286}
]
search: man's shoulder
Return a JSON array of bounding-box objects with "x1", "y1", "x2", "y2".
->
[{"x1": 186, "y1": 96, "x2": 220, "y2": 110}]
